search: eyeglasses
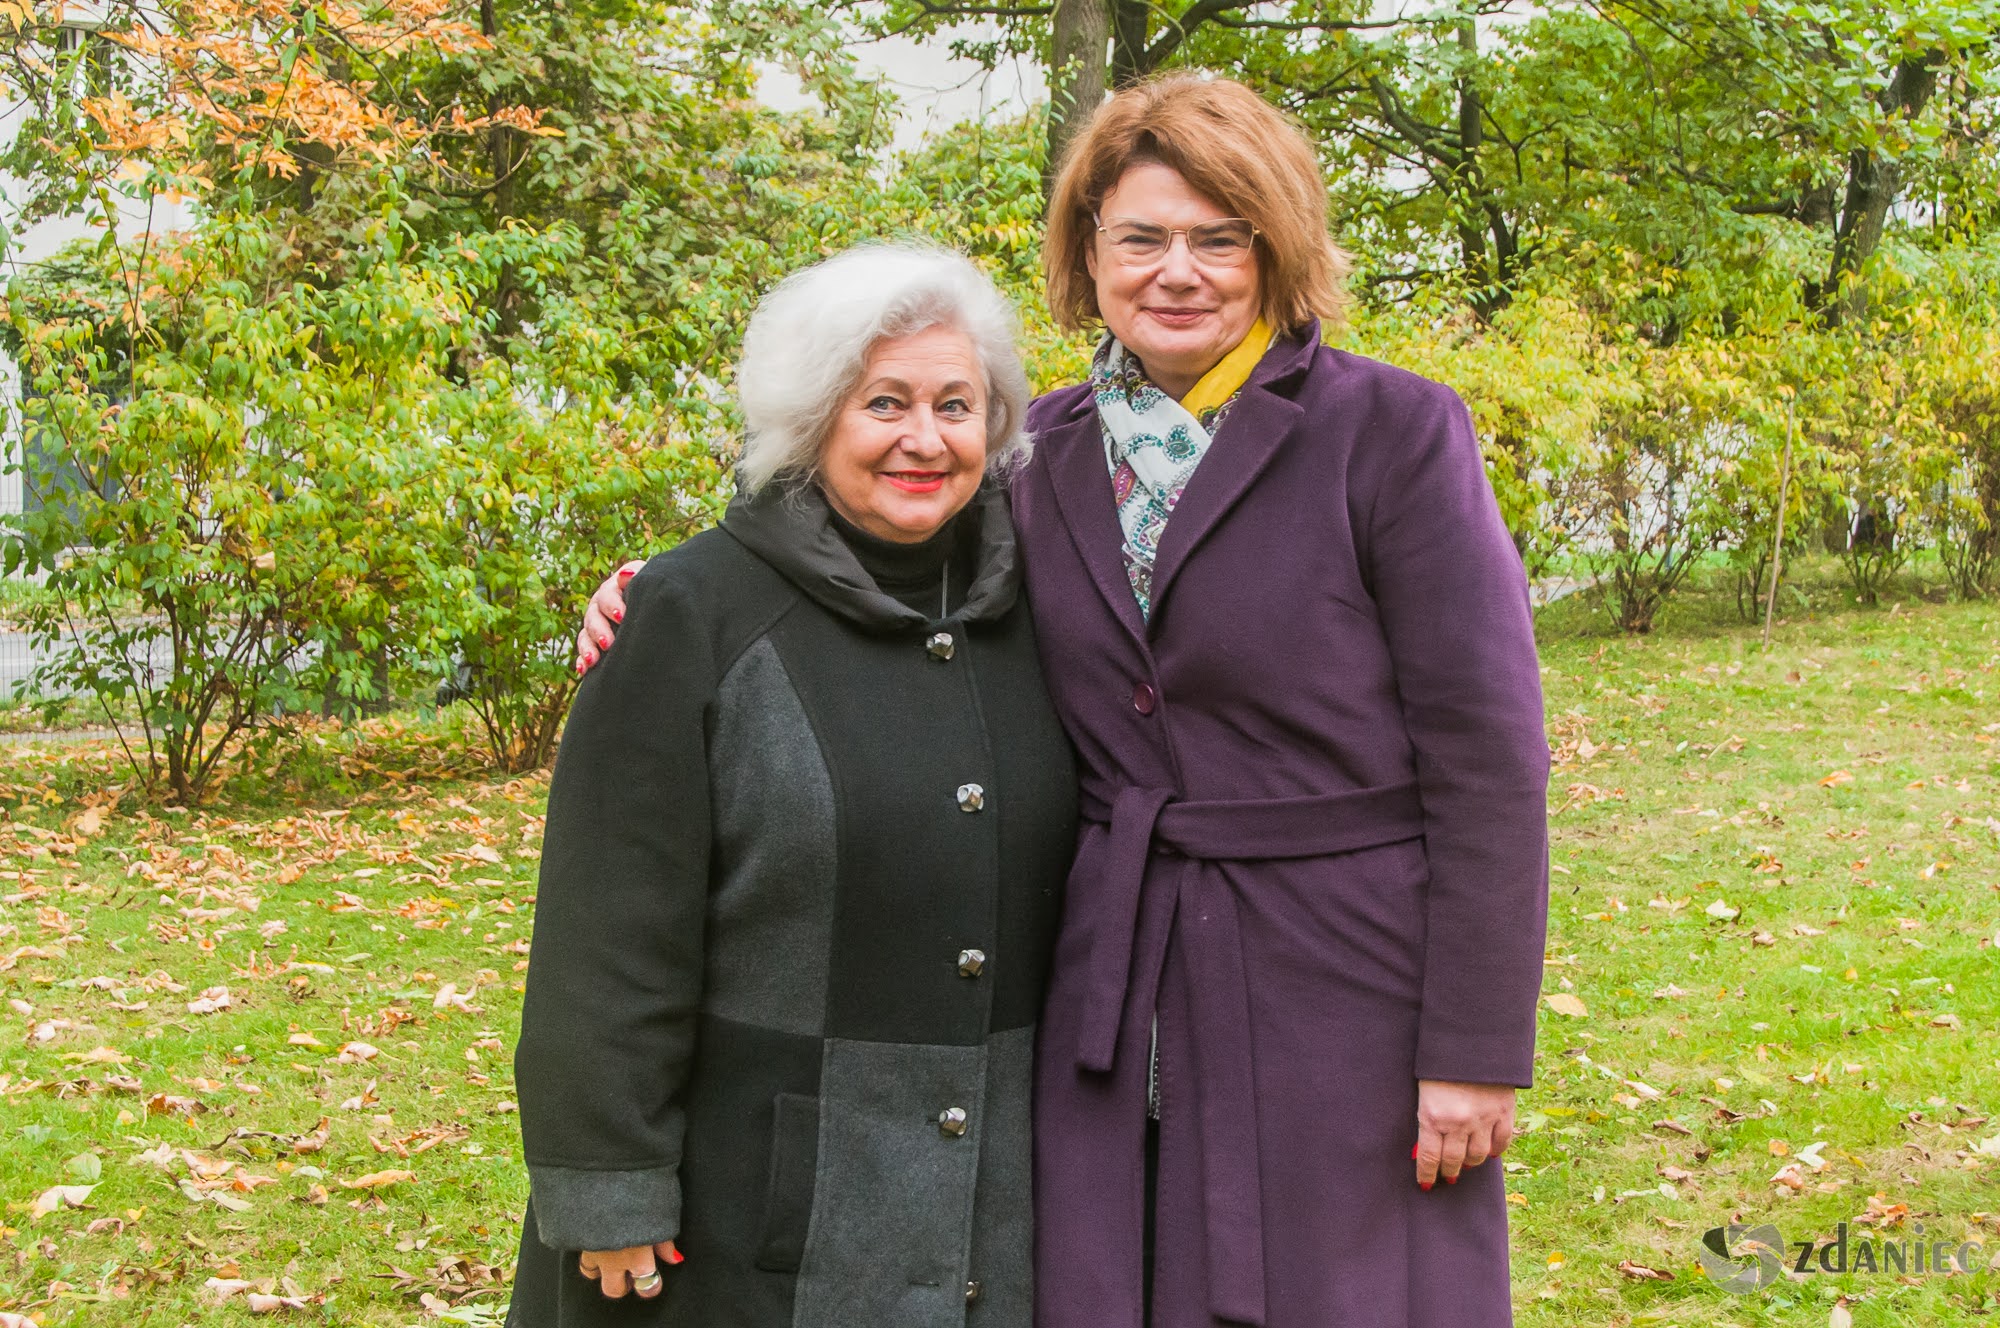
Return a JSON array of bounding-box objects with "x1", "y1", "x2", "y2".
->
[{"x1": 1094, "y1": 214, "x2": 1259, "y2": 268}]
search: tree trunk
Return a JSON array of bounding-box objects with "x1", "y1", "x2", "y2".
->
[
  {"x1": 481, "y1": 0, "x2": 523, "y2": 338},
  {"x1": 1045, "y1": 0, "x2": 1111, "y2": 197},
  {"x1": 1821, "y1": 54, "x2": 1939, "y2": 323},
  {"x1": 1110, "y1": 0, "x2": 1148, "y2": 85}
]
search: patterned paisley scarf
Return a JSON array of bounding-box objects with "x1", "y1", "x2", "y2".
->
[{"x1": 1093, "y1": 319, "x2": 1273, "y2": 617}]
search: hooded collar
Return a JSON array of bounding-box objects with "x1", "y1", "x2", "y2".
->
[{"x1": 721, "y1": 479, "x2": 1021, "y2": 632}]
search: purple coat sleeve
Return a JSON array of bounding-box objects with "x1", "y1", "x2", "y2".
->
[{"x1": 1362, "y1": 380, "x2": 1549, "y2": 1088}]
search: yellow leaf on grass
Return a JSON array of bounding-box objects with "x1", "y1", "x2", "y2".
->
[
  {"x1": 1544, "y1": 993, "x2": 1588, "y2": 1018},
  {"x1": 61, "y1": 1046, "x2": 130, "y2": 1064},
  {"x1": 1818, "y1": 770, "x2": 1853, "y2": 787},
  {"x1": 340, "y1": 1169, "x2": 416, "y2": 1190}
]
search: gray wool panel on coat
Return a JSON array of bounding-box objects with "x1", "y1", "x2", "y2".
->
[
  {"x1": 797, "y1": 1039, "x2": 989, "y2": 1328},
  {"x1": 527, "y1": 1161, "x2": 682, "y2": 1253},
  {"x1": 965, "y1": 1025, "x2": 1034, "y2": 1323},
  {"x1": 706, "y1": 638, "x2": 838, "y2": 1039}
]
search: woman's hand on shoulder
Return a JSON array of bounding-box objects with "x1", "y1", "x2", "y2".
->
[
  {"x1": 1412, "y1": 1079, "x2": 1517, "y2": 1191},
  {"x1": 575, "y1": 560, "x2": 645, "y2": 675},
  {"x1": 578, "y1": 1239, "x2": 683, "y2": 1298}
]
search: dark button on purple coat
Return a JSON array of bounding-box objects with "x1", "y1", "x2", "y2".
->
[{"x1": 1011, "y1": 322, "x2": 1550, "y2": 1328}]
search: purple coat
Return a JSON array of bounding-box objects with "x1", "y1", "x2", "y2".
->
[{"x1": 1013, "y1": 322, "x2": 1550, "y2": 1328}]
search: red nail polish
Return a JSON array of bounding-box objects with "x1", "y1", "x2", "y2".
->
[
  {"x1": 575, "y1": 660, "x2": 586, "y2": 676},
  {"x1": 1446, "y1": 1174, "x2": 1458, "y2": 1185},
  {"x1": 1411, "y1": 1143, "x2": 1419, "y2": 1159},
  {"x1": 611, "y1": 608, "x2": 624, "y2": 623},
  {"x1": 666, "y1": 1248, "x2": 685, "y2": 1265},
  {"x1": 1419, "y1": 1181, "x2": 1434, "y2": 1192},
  {"x1": 598, "y1": 634, "x2": 612, "y2": 649}
]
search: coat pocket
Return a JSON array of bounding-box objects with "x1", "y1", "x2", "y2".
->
[{"x1": 753, "y1": 1092, "x2": 819, "y2": 1272}]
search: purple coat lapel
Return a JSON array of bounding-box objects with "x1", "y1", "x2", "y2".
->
[
  {"x1": 1036, "y1": 388, "x2": 1149, "y2": 647},
  {"x1": 1146, "y1": 326, "x2": 1320, "y2": 620}
]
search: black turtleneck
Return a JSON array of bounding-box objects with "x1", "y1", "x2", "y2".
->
[{"x1": 827, "y1": 506, "x2": 967, "y2": 619}]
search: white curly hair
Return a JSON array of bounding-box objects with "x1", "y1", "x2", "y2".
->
[{"x1": 735, "y1": 245, "x2": 1035, "y2": 495}]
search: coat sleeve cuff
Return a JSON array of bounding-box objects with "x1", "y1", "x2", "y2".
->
[
  {"x1": 1413, "y1": 1027, "x2": 1536, "y2": 1090},
  {"x1": 528, "y1": 1163, "x2": 682, "y2": 1252}
]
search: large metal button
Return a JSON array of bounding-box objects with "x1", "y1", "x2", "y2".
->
[
  {"x1": 966, "y1": 1280, "x2": 982, "y2": 1302},
  {"x1": 955, "y1": 783, "x2": 985, "y2": 813},
  {"x1": 938, "y1": 1107, "x2": 969, "y2": 1137},
  {"x1": 926, "y1": 631, "x2": 955, "y2": 661},
  {"x1": 958, "y1": 948, "x2": 986, "y2": 978},
  {"x1": 1132, "y1": 682, "x2": 1157, "y2": 715}
]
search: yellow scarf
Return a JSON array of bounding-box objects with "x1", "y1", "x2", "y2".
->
[{"x1": 1178, "y1": 318, "x2": 1274, "y2": 419}]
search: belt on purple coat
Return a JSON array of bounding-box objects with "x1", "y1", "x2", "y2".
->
[{"x1": 1075, "y1": 781, "x2": 1427, "y2": 1327}]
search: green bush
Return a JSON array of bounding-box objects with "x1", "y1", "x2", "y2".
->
[{"x1": 1, "y1": 213, "x2": 718, "y2": 795}]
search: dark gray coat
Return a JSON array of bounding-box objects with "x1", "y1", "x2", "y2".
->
[{"x1": 507, "y1": 483, "x2": 1078, "y2": 1328}]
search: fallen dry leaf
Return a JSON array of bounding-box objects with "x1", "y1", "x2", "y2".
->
[
  {"x1": 187, "y1": 986, "x2": 232, "y2": 1015},
  {"x1": 1616, "y1": 1259, "x2": 1673, "y2": 1281},
  {"x1": 203, "y1": 1277, "x2": 255, "y2": 1304},
  {"x1": 340, "y1": 1168, "x2": 417, "y2": 1190},
  {"x1": 1544, "y1": 993, "x2": 1588, "y2": 1018},
  {"x1": 246, "y1": 1292, "x2": 308, "y2": 1312},
  {"x1": 61, "y1": 1046, "x2": 130, "y2": 1064},
  {"x1": 30, "y1": 1183, "x2": 95, "y2": 1220},
  {"x1": 1856, "y1": 1193, "x2": 1910, "y2": 1228}
]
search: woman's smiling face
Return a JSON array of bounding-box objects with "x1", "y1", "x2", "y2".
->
[
  {"x1": 1086, "y1": 160, "x2": 1263, "y2": 401},
  {"x1": 818, "y1": 326, "x2": 989, "y2": 544}
]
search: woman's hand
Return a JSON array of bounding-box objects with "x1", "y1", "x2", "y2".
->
[
  {"x1": 1413, "y1": 1079, "x2": 1516, "y2": 1190},
  {"x1": 579, "y1": 1239, "x2": 682, "y2": 1298},
  {"x1": 575, "y1": 560, "x2": 644, "y2": 675}
]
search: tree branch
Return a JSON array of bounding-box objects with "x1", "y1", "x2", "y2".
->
[{"x1": 1140, "y1": 0, "x2": 1253, "y2": 72}]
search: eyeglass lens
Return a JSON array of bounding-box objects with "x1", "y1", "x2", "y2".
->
[{"x1": 1099, "y1": 218, "x2": 1257, "y2": 265}]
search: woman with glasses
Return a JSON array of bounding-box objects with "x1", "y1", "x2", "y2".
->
[{"x1": 574, "y1": 73, "x2": 1548, "y2": 1328}]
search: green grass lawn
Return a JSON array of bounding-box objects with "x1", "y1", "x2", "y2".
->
[{"x1": 0, "y1": 579, "x2": 1995, "y2": 1325}]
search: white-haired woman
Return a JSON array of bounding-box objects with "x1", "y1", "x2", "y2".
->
[{"x1": 506, "y1": 246, "x2": 1079, "y2": 1328}]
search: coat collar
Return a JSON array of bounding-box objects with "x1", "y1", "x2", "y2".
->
[
  {"x1": 722, "y1": 480, "x2": 1020, "y2": 631},
  {"x1": 1037, "y1": 320, "x2": 1321, "y2": 640}
]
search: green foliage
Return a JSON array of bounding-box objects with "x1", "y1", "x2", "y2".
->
[
  {"x1": 430, "y1": 303, "x2": 723, "y2": 772},
  {"x1": 1, "y1": 206, "x2": 719, "y2": 796},
  {"x1": 2, "y1": 216, "x2": 475, "y2": 801}
]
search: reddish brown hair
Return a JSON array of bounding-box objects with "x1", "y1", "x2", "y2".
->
[{"x1": 1044, "y1": 73, "x2": 1352, "y2": 335}]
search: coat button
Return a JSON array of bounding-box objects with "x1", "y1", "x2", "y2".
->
[
  {"x1": 938, "y1": 1107, "x2": 969, "y2": 1136},
  {"x1": 966, "y1": 1280, "x2": 982, "y2": 1302},
  {"x1": 955, "y1": 783, "x2": 985, "y2": 813},
  {"x1": 926, "y1": 631, "x2": 955, "y2": 661},
  {"x1": 1132, "y1": 682, "x2": 1157, "y2": 715},
  {"x1": 958, "y1": 948, "x2": 986, "y2": 978}
]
